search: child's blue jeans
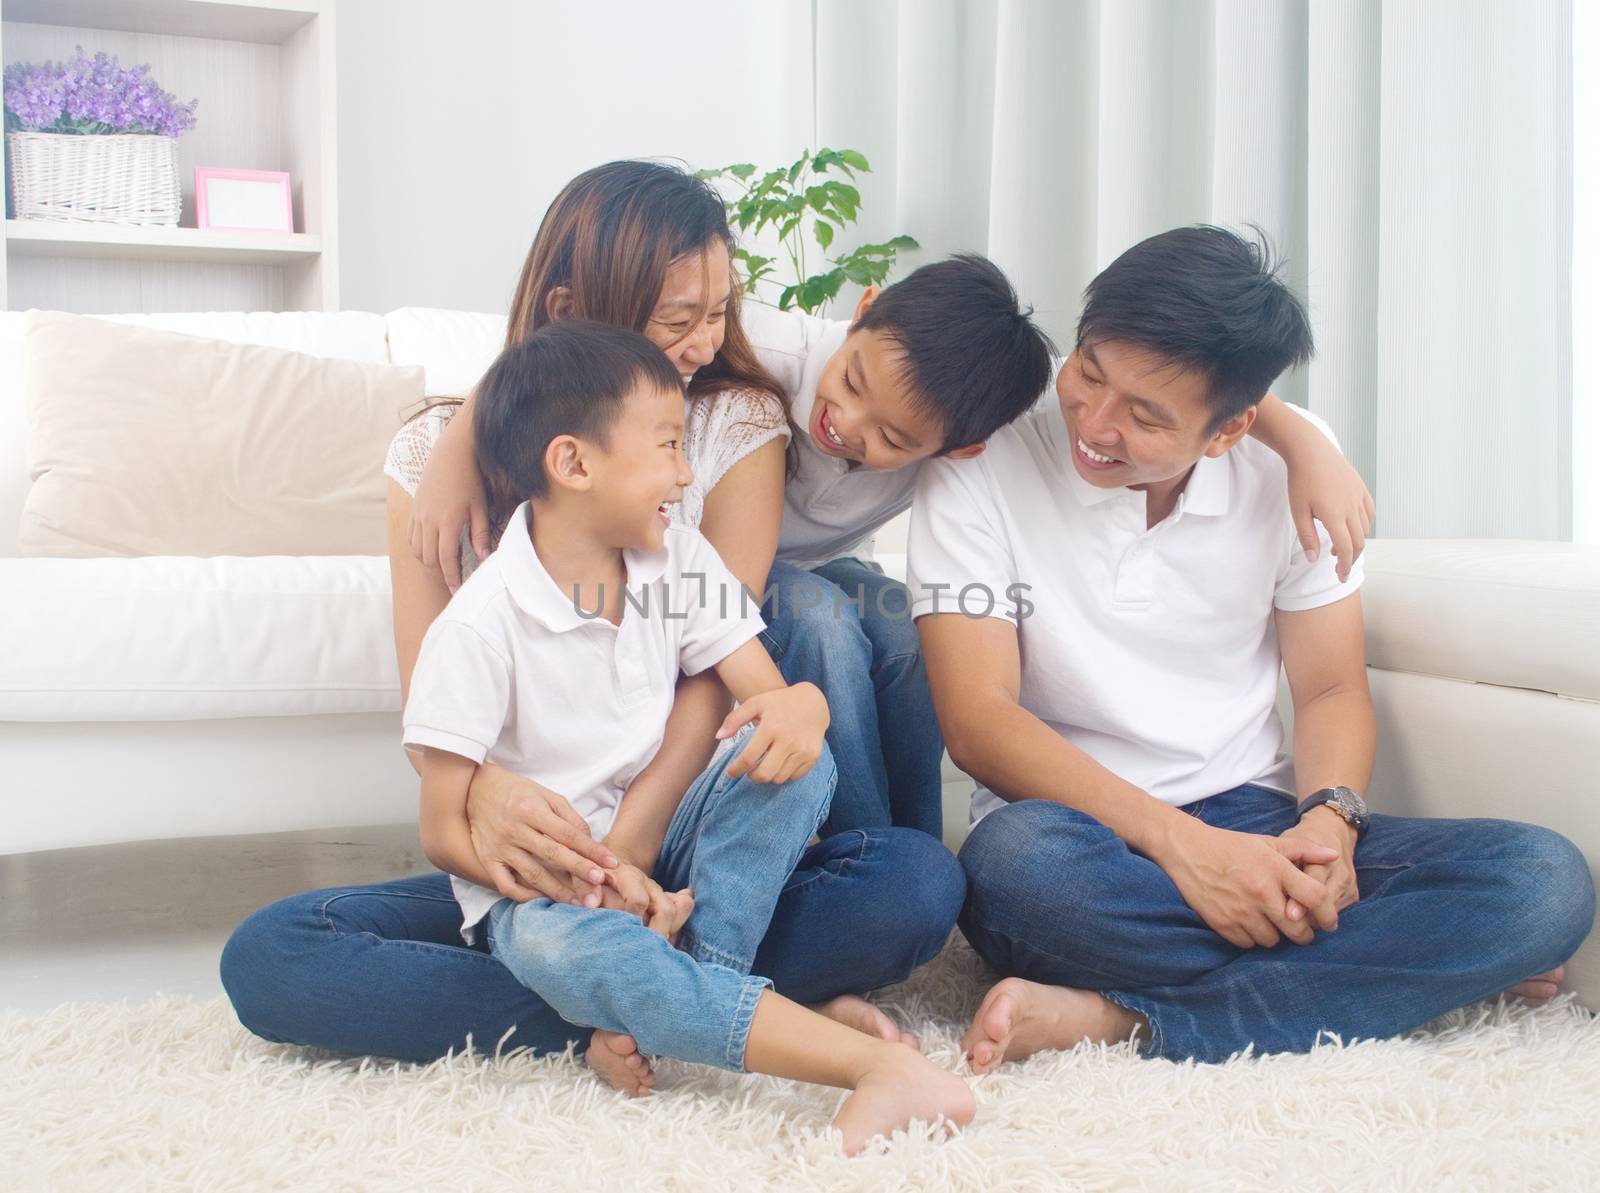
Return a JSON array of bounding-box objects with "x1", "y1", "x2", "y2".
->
[{"x1": 486, "y1": 734, "x2": 836, "y2": 1072}]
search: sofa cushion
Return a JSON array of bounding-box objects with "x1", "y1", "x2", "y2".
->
[
  {"x1": 0, "y1": 310, "x2": 394, "y2": 559},
  {"x1": 0, "y1": 555, "x2": 399, "y2": 721},
  {"x1": 383, "y1": 307, "x2": 506, "y2": 397},
  {"x1": 18, "y1": 311, "x2": 422, "y2": 558},
  {"x1": 1362, "y1": 539, "x2": 1600, "y2": 702}
]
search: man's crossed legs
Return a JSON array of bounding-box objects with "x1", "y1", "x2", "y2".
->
[{"x1": 958, "y1": 787, "x2": 1594, "y2": 1067}]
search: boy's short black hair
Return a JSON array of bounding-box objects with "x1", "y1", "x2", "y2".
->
[
  {"x1": 852, "y1": 254, "x2": 1056, "y2": 452},
  {"x1": 474, "y1": 320, "x2": 682, "y2": 503},
  {"x1": 1076, "y1": 225, "x2": 1314, "y2": 429}
]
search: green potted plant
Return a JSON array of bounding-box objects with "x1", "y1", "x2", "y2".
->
[{"x1": 698, "y1": 149, "x2": 917, "y2": 316}]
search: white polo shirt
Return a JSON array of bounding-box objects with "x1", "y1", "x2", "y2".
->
[
  {"x1": 742, "y1": 304, "x2": 923, "y2": 569},
  {"x1": 403, "y1": 503, "x2": 764, "y2": 938},
  {"x1": 907, "y1": 400, "x2": 1362, "y2": 824}
]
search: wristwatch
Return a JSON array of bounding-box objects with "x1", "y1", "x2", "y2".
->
[{"x1": 1297, "y1": 786, "x2": 1370, "y2": 840}]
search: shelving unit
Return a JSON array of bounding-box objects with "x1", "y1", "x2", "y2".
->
[
  {"x1": 5, "y1": 219, "x2": 323, "y2": 263},
  {"x1": 0, "y1": 0, "x2": 338, "y2": 313}
]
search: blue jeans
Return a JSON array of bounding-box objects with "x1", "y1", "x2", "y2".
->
[
  {"x1": 761, "y1": 557, "x2": 944, "y2": 838},
  {"x1": 959, "y1": 787, "x2": 1596, "y2": 1063},
  {"x1": 222, "y1": 794, "x2": 965, "y2": 1064},
  {"x1": 486, "y1": 737, "x2": 835, "y2": 1071}
]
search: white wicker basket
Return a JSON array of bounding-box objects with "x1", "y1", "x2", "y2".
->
[{"x1": 7, "y1": 131, "x2": 181, "y2": 225}]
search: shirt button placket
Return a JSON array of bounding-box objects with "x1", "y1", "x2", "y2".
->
[{"x1": 1113, "y1": 513, "x2": 1156, "y2": 607}]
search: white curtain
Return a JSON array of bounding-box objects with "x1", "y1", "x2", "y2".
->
[
  {"x1": 813, "y1": 0, "x2": 1575, "y2": 540},
  {"x1": 1576, "y1": 0, "x2": 1597, "y2": 545}
]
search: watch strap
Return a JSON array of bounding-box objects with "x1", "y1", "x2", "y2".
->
[{"x1": 1297, "y1": 786, "x2": 1370, "y2": 839}]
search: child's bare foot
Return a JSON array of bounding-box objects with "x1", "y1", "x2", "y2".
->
[
  {"x1": 1505, "y1": 966, "x2": 1566, "y2": 1006},
  {"x1": 586, "y1": 1030, "x2": 654, "y2": 1097},
  {"x1": 832, "y1": 1042, "x2": 974, "y2": 1156},
  {"x1": 961, "y1": 977, "x2": 1143, "y2": 1075},
  {"x1": 810, "y1": 994, "x2": 918, "y2": 1049}
]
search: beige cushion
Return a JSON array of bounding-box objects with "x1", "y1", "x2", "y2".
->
[{"x1": 18, "y1": 310, "x2": 422, "y2": 558}]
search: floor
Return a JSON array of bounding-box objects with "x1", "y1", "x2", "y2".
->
[
  {"x1": 3, "y1": 780, "x2": 978, "y2": 1016},
  {"x1": 1, "y1": 823, "x2": 428, "y2": 1014}
]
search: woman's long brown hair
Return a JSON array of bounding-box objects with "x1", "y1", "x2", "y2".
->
[{"x1": 455, "y1": 159, "x2": 792, "y2": 536}]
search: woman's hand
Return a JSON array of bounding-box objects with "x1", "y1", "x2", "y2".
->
[
  {"x1": 410, "y1": 407, "x2": 491, "y2": 592},
  {"x1": 1285, "y1": 437, "x2": 1375, "y2": 584},
  {"x1": 464, "y1": 763, "x2": 618, "y2": 904},
  {"x1": 716, "y1": 681, "x2": 830, "y2": 783}
]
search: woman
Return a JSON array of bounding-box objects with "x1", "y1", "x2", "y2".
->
[{"x1": 221, "y1": 162, "x2": 963, "y2": 1065}]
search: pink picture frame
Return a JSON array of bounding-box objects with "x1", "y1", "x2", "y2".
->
[{"x1": 194, "y1": 167, "x2": 294, "y2": 233}]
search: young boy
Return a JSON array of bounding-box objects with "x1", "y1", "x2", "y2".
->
[
  {"x1": 907, "y1": 226, "x2": 1592, "y2": 1067},
  {"x1": 404, "y1": 319, "x2": 973, "y2": 1154}
]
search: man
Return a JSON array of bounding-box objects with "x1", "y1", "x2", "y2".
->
[{"x1": 908, "y1": 225, "x2": 1593, "y2": 1067}]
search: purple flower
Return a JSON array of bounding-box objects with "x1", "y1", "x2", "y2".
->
[{"x1": 3, "y1": 48, "x2": 197, "y2": 136}]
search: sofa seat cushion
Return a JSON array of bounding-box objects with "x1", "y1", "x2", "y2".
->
[
  {"x1": 0, "y1": 556, "x2": 399, "y2": 721},
  {"x1": 1362, "y1": 539, "x2": 1600, "y2": 702}
]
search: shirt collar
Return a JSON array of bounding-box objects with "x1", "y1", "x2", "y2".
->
[
  {"x1": 497, "y1": 502, "x2": 669, "y2": 631},
  {"x1": 1174, "y1": 453, "x2": 1232, "y2": 518}
]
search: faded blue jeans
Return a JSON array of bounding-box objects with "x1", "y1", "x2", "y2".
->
[
  {"x1": 487, "y1": 736, "x2": 836, "y2": 1071},
  {"x1": 959, "y1": 787, "x2": 1596, "y2": 1063},
  {"x1": 761, "y1": 557, "x2": 944, "y2": 838},
  {"x1": 222, "y1": 767, "x2": 964, "y2": 1064}
]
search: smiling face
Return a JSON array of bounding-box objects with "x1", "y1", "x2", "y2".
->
[
  {"x1": 1056, "y1": 339, "x2": 1256, "y2": 495},
  {"x1": 642, "y1": 239, "x2": 732, "y2": 385},
  {"x1": 586, "y1": 379, "x2": 695, "y2": 552},
  {"x1": 807, "y1": 327, "x2": 972, "y2": 471}
]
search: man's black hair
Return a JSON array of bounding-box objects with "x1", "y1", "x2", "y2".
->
[
  {"x1": 474, "y1": 319, "x2": 683, "y2": 503},
  {"x1": 852, "y1": 253, "x2": 1056, "y2": 452},
  {"x1": 1076, "y1": 225, "x2": 1314, "y2": 429}
]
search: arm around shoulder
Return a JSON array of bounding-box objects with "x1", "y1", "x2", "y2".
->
[
  {"x1": 409, "y1": 396, "x2": 491, "y2": 590},
  {"x1": 388, "y1": 480, "x2": 454, "y2": 718},
  {"x1": 1248, "y1": 395, "x2": 1374, "y2": 582}
]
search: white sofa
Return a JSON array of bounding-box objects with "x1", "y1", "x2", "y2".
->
[
  {"x1": 0, "y1": 308, "x2": 504, "y2": 856},
  {"x1": 2, "y1": 309, "x2": 1596, "y2": 1003}
]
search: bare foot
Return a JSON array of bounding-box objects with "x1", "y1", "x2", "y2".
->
[
  {"x1": 961, "y1": 977, "x2": 1142, "y2": 1075},
  {"x1": 810, "y1": 994, "x2": 918, "y2": 1049},
  {"x1": 585, "y1": 1030, "x2": 654, "y2": 1097},
  {"x1": 832, "y1": 1042, "x2": 975, "y2": 1156},
  {"x1": 1505, "y1": 966, "x2": 1566, "y2": 1006}
]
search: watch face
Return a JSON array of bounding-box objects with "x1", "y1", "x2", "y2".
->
[{"x1": 1330, "y1": 787, "x2": 1369, "y2": 823}]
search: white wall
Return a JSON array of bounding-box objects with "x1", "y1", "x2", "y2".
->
[{"x1": 336, "y1": 0, "x2": 814, "y2": 316}]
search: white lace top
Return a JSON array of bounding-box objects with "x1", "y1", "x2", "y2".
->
[{"x1": 384, "y1": 387, "x2": 790, "y2": 580}]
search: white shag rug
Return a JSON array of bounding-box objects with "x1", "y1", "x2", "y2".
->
[{"x1": 5, "y1": 939, "x2": 1598, "y2": 1193}]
